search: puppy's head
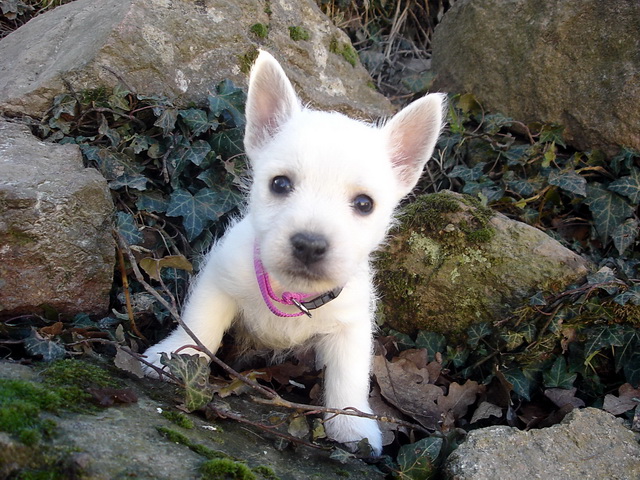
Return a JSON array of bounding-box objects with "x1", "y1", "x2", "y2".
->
[{"x1": 244, "y1": 51, "x2": 446, "y2": 292}]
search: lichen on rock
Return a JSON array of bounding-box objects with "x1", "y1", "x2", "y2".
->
[{"x1": 375, "y1": 191, "x2": 590, "y2": 336}]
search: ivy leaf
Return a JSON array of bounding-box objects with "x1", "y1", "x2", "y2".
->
[
  {"x1": 612, "y1": 218, "x2": 639, "y2": 256},
  {"x1": 136, "y1": 191, "x2": 169, "y2": 213},
  {"x1": 500, "y1": 331, "x2": 524, "y2": 351},
  {"x1": 24, "y1": 329, "x2": 67, "y2": 362},
  {"x1": 154, "y1": 108, "x2": 179, "y2": 135},
  {"x1": 624, "y1": 352, "x2": 640, "y2": 387},
  {"x1": 587, "y1": 267, "x2": 619, "y2": 295},
  {"x1": 503, "y1": 369, "x2": 532, "y2": 401},
  {"x1": 518, "y1": 323, "x2": 537, "y2": 343},
  {"x1": 548, "y1": 169, "x2": 587, "y2": 197},
  {"x1": 185, "y1": 140, "x2": 212, "y2": 166},
  {"x1": 608, "y1": 167, "x2": 640, "y2": 204},
  {"x1": 448, "y1": 162, "x2": 486, "y2": 182},
  {"x1": 539, "y1": 123, "x2": 566, "y2": 148},
  {"x1": 210, "y1": 128, "x2": 245, "y2": 158},
  {"x1": 529, "y1": 291, "x2": 547, "y2": 306},
  {"x1": 98, "y1": 114, "x2": 121, "y2": 147},
  {"x1": 51, "y1": 93, "x2": 77, "y2": 118},
  {"x1": 584, "y1": 325, "x2": 625, "y2": 358},
  {"x1": 543, "y1": 357, "x2": 576, "y2": 389},
  {"x1": 83, "y1": 147, "x2": 146, "y2": 188},
  {"x1": 483, "y1": 113, "x2": 513, "y2": 135},
  {"x1": 584, "y1": 183, "x2": 634, "y2": 242},
  {"x1": 415, "y1": 331, "x2": 446, "y2": 361},
  {"x1": 447, "y1": 346, "x2": 469, "y2": 368},
  {"x1": 614, "y1": 325, "x2": 640, "y2": 373},
  {"x1": 129, "y1": 135, "x2": 151, "y2": 154},
  {"x1": 179, "y1": 108, "x2": 219, "y2": 137},
  {"x1": 115, "y1": 211, "x2": 144, "y2": 245},
  {"x1": 209, "y1": 186, "x2": 244, "y2": 217},
  {"x1": 166, "y1": 188, "x2": 221, "y2": 241},
  {"x1": 614, "y1": 284, "x2": 640, "y2": 306},
  {"x1": 466, "y1": 322, "x2": 492, "y2": 348},
  {"x1": 160, "y1": 353, "x2": 213, "y2": 412},
  {"x1": 397, "y1": 437, "x2": 443, "y2": 480},
  {"x1": 208, "y1": 79, "x2": 246, "y2": 127}
]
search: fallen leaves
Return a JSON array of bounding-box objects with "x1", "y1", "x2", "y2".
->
[
  {"x1": 372, "y1": 347, "x2": 484, "y2": 431},
  {"x1": 603, "y1": 383, "x2": 640, "y2": 415}
]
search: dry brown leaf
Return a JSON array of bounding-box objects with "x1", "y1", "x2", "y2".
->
[
  {"x1": 603, "y1": 383, "x2": 640, "y2": 415},
  {"x1": 372, "y1": 354, "x2": 443, "y2": 430},
  {"x1": 544, "y1": 387, "x2": 585, "y2": 408},
  {"x1": 470, "y1": 401, "x2": 503, "y2": 424}
]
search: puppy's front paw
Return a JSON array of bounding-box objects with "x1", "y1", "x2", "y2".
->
[{"x1": 325, "y1": 414, "x2": 382, "y2": 455}]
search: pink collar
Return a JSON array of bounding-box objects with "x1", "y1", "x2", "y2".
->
[{"x1": 253, "y1": 243, "x2": 342, "y2": 318}]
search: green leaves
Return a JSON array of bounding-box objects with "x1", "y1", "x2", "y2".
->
[
  {"x1": 548, "y1": 169, "x2": 586, "y2": 197},
  {"x1": 584, "y1": 183, "x2": 634, "y2": 243},
  {"x1": 397, "y1": 437, "x2": 443, "y2": 480},
  {"x1": 208, "y1": 79, "x2": 246, "y2": 127},
  {"x1": 543, "y1": 357, "x2": 576, "y2": 389},
  {"x1": 609, "y1": 167, "x2": 640, "y2": 203},
  {"x1": 167, "y1": 188, "x2": 222, "y2": 241},
  {"x1": 161, "y1": 353, "x2": 213, "y2": 412}
]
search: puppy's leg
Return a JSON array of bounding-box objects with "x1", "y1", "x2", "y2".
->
[
  {"x1": 143, "y1": 284, "x2": 237, "y2": 378},
  {"x1": 317, "y1": 320, "x2": 382, "y2": 455}
]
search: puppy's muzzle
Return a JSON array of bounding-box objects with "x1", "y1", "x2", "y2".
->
[{"x1": 290, "y1": 232, "x2": 329, "y2": 266}]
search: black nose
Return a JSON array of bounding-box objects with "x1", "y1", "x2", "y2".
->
[{"x1": 290, "y1": 232, "x2": 329, "y2": 265}]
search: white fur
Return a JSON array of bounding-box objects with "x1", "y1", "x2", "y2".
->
[{"x1": 143, "y1": 51, "x2": 446, "y2": 455}]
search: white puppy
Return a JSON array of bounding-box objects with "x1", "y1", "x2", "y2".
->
[{"x1": 143, "y1": 50, "x2": 445, "y2": 454}]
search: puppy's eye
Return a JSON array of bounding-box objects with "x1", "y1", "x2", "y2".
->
[
  {"x1": 352, "y1": 194, "x2": 374, "y2": 215},
  {"x1": 271, "y1": 176, "x2": 293, "y2": 195}
]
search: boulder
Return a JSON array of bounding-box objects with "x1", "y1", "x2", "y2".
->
[
  {"x1": 0, "y1": 0, "x2": 392, "y2": 121},
  {"x1": 376, "y1": 192, "x2": 590, "y2": 335},
  {"x1": 0, "y1": 120, "x2": 115, "y2": 317},
  {"x1": 431, "y1": 0, "x2": 640, "y2": 154},
  {"x1": 0, "y1": 360, "x2": 384, "y2": 480},
  {"x1": 444, "y1": 408, "x2": 640, "y2": 480}
]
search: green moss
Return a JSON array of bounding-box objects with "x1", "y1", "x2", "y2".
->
[
  {"x1": 249, "y1": 23, "x2": 269, "y2": 39},
  {"x1": 0, "y1": 379, "x2": 62, "y2": 444},
  {"x1": 239, "y1": 47, "x2": 260, "y2": 75},
  {"x1": 40, "y1": 359, "x2": 119, "y2": 411},
  {"x1": 329, "y1": 38, "x2": 358, "y2": 67},
  {"x1": 375, "y1": 192, "x2": 498, "y2": 336},
  {"x1": 288, "y1": 26, "x2": 310, "y2": 41},
  {"x1": 200, "y1": 459, "x2": 256, "y2": 480},
  {"x1": 162, "y1": 410, "x2": 195, "y2": 429},
  {"x1": 14, "y1": 470, "x2": 66, "y2": 480},
  {"x1": 252, "y1": 465, "x2": 279, "y2": 479},
  {"x1": 157, "y1": 426, "x2": 229, "y2": 460}
]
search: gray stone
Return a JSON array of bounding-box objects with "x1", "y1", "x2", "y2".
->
[
  {"x1": 431, "y1": 0, "x2": 640, "y2": 154},
  {"x1": 376, "y1": 192, "x2": 590, "y2": 335},
  {"x1": 0, "y1": 361, "x2": 384, "y2": 480},
  {"x1": 444, "y1": 408, "x2": 640, "y2": 480},
  {"x1": 0, "y1": 120, "x2": 114, "y2": 317},
  {"x1": 0, "y1": 0, "x2": 392, "y2": 121}
]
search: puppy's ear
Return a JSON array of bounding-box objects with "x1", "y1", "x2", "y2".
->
[
  {"x1": 244, "y1": 51, "x2": 301, "y2": 155},
  {"x1": 383, "y1": 93, "x2": 447, "y2": 198}
]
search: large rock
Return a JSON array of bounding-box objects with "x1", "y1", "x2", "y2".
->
[
  {"x1": 431, "y1": 0, "x2": 640, "y2": 154},
  {"x1": 0, "y1": 360, "x2": 384, "y2": 480},
  {"x1": 0, "y1": 0, "x2": 392, "y2": 120},
  {"x1": 376, "y1": 192, "x2": 590, "y2": 335},
  {"x1": 444, "y1": 408, "x2": 640, "y2": 480},
  {"x1": 0, "y1": 120, "x2": 115, "y2": 317}
]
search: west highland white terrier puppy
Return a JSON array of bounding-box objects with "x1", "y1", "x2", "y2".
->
[{"x1": 143, "y1": 50, "x2": 445, "y2": 454}]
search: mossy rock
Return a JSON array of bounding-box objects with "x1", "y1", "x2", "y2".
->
[{"x1": 376, "y1": 191, "x2": 591, "y2": 336}]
